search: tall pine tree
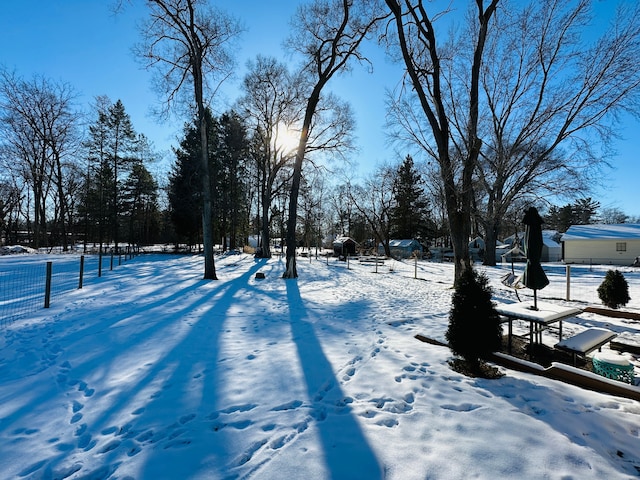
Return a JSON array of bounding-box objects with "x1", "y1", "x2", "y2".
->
[{"x1": 390, "y1": 155, "x2": 433, "y2": 241}]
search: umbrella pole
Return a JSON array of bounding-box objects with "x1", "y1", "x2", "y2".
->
[{"x1": 533, "y1": 289, "x2": 538, "y2": 310}]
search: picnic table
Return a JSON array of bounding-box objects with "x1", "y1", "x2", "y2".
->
[{"x1": 495, "y1": 301, "x2": 583, "y2": 354}]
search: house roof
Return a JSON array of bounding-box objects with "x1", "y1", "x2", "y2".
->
[
  {"x1": 389, "y1": 239, "x2": 421, "y2": 248},
  {"x1": 333, "y1": 236, "x2": 357, "y2": 245},
  {"x1": 561, "y1": 224, "x2": 640, "y2": 241}
]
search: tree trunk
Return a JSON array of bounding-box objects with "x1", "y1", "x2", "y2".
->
[
  {"x1": 483, "y1": 219, "x2": 499, "y2": 267},
  {"x1": 194, "y1": 65, "x2": 216, "y2": 280},
  {"x1": 260, "y1": 182, "x2": 272, "y2": 258},
  {"x1": 283, "y1": 87, "x2": 321, "y2": 279}
]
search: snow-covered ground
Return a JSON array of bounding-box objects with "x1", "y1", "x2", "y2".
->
[{"x1": 1, "y1": 253, "x2": 639, "y2": 479}]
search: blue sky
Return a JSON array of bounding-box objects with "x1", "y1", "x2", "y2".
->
[{"x1": 0, "y1": 1, "x2": 638, "y2": 216}]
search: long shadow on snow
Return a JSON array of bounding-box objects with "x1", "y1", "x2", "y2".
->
[
  {"x1": 285, "y1": 279, "x2": 382, "y2": 479},
  {"x1": 4, "y1": 256, "x2": 266, "y2": 479}
]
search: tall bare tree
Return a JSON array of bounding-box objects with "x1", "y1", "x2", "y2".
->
[
  {"x1": 238, "y1": 56, "x2": 305, "y2": 258},
  {"x1": 385, "y1": 0, "x2": 500, "y2": 281},
  {"x1": 282, "y1": 0, "x2": 386, "y2": 278},
  {"x1": 476, "y1": 0, "x2": 640, "y2": 265},
  {"x1": 133, "y1": 0, "x2": 241, "y2": 279}
]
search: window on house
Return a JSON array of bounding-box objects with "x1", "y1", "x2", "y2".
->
[{"x1": 616, "y1": 242, "x2": 627, "y2": 252}]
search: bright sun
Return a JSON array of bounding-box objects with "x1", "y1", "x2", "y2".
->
[{"x1": 274, "y1": 123, "x2": 299, "y2": 156}]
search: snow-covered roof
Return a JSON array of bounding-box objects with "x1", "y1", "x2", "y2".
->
[
  {"x1": 561, "y1": 224, "x2": 640, "y2": 241},
  {"x1": 334, "y1": 236, "x2": 357, "y2": 244},
  {"x1": 389, "y1": 239, "x2": 421, "y2": 248}
]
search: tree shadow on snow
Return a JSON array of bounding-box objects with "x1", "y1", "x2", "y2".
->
[{"x1": 285, "y1": 279, "x2": 382, "y2": 479}]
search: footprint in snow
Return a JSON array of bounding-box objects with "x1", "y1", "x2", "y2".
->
[
  {"x1": 440, "y1": 403, "x2": 482, "y2": 412},
  {"x1": 180, "y1": 413, "x2": 196, "y2": 424},
  {"x1": 72, "y1": 400, "x2": 83, "y2": 413},
  {"x1": 98, "y1": 439, "x2": 121, "y2": 454},
  {"x1": 220, "y1": 403, "x2": 258, "y2": 414},
  {"x1": 271, "y1": 400, "x2": 302, "y2": 412},
  {"x1": 342, "y1": 367, "x2": 356, "y2": 381}
]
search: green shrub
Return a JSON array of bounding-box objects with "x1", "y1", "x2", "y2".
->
[
  {"x1": 445, "y1": 268, "x2": 503, "y2": 371},
  {"x1": 597, "y1": 269, "x2": 630, "y2": 309}
]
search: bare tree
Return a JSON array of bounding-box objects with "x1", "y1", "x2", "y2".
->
[
  {"x1": 238, "y1": 56, "x2": 305, "y2": 258},
  {"x1": 348, "y1": 165, "x2": 396, "y2": 256},
  {"x1": 476, "y1": 0, "x2": 640, "y2": 265},
  {"x1": 133, "y1": 0, "x2": 242, "y2": 279},
  {"x1": 282, "y1": 0, "x2": 386, "y2": 278},
  {"x1": 385, "y1": 0, "x2": 500, "y2": 280},
  {"x1": 0, "y1": 70, "x2": 80, "y2": 250}
]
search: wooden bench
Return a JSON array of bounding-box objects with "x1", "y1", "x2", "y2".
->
[{"x1": 554, "y1": 328, "x2": 617, "y2": 366}]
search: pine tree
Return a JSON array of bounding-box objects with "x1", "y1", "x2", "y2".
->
[
  {"x1": 216, "y1": 112, "x2": 249, "y2": 251},
  {"x1": 445, "y1": 268, "x2": 503, "y2": 374},
  {"x1": 82, "y1": 98, "x2": 138, "y2": 251},
  {"x1": 168, "y1": 118, "x2": 207, "y2": 249},
  {"x1": 390, "y1": 155, "x2": 433, "y2": 240},
  {"x1": 122, "y1": 163, "x2": 160, "y2": 246}
]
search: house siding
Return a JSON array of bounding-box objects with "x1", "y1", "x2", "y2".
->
[{"x1": 563, "y1": 239, "x2": 640, "y2": 265}]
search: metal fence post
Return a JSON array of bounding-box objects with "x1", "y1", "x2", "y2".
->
[
  {"x1": 566, "y1": 264, "x2": 571, "y2": 301},
  {"x1": 79, "y1": 255, "x2": 85, "y2": 289},
  {"x1": 44, "y1": 261, "x2": 52, "y2": 308}
]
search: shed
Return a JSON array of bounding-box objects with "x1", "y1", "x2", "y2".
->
[
  {"x1": 333, "y1": 236, "x2": 358, "y2": 257},
  {"x1": 561, "y1": 224, "x2": 640, "y2": 265},
  {"x1": 379, "y1": 239, "x2": 423, "y2": 259},
  {"x1": 541, "y1": 231, "x2": 562, "y2": 262}
]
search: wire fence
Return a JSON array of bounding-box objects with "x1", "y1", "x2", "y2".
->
[
  {"x1": 340, "y1": 254, "x2": 640, "y2": 310},
  {"x1": 0, "y1": 251, "x2": 137, "y2": 327},
  {"x1": 3, "y1": 250, "x2": 640, "y2": 329}
]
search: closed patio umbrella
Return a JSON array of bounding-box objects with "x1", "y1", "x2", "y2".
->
[{"x1": 522, "y1": 206, "x2": 549, "y2": 310}]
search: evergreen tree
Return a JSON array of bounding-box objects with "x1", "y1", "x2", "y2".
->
[
  {"x1": 81, "y1": 98, "x2": 138, "y2": 251},
  {"x1": 597, "y1": 270, "x2": 630, "y2": 309},
  {"x1": 216, "y1": 112, "x2": 249, "y2": 250},
  {"x1": 105, "y1": 100, "x2": 137, "y2": 252},
  {"x1": 546, "y1": 197, "x2": 601, "y2": 232},
  {"x1": 168, "y1": 117, "x2": 208, "y2": 249},
  {"x1": 390, "y1": 155, "x2": 433, "y2": 240},
  {"x1": 445, "y1": 268, "x2": 502, "y2": 374},
  {"x1": 122, "y1": 163, "x2": 160, "y2": 246}
]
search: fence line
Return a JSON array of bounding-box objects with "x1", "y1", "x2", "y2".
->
[
  {"x1": 0, "y1": 250, "x2": 138, "y2": 326},
  {"x1": 342, "y1": 254, "x2": 640, "y2": 309}
]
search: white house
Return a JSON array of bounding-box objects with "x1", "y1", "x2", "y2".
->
[{"x1": 561, "y1": 224, "x2": 640, "y2": 265}]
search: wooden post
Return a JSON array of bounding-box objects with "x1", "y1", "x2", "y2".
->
[
  {"x1": 78, "y1": 255, "x2": 85, "y2": 289},
  {"x1": 44, "y1": 261, "x2": 52, "y2": 308}
]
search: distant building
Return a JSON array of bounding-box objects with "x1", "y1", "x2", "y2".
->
[
  {"x1": 502, "y1": 230, "x2": 561, "y2": 262},
  {"x1": 561, "y1": 224, "x2": 640, "y2": 265},
  {"x1": 333, "y1": 236, "x2": 358, "y2": 257},
  {"x1": 379, "y1": 239, "x2": 423, "y2": 259}
]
